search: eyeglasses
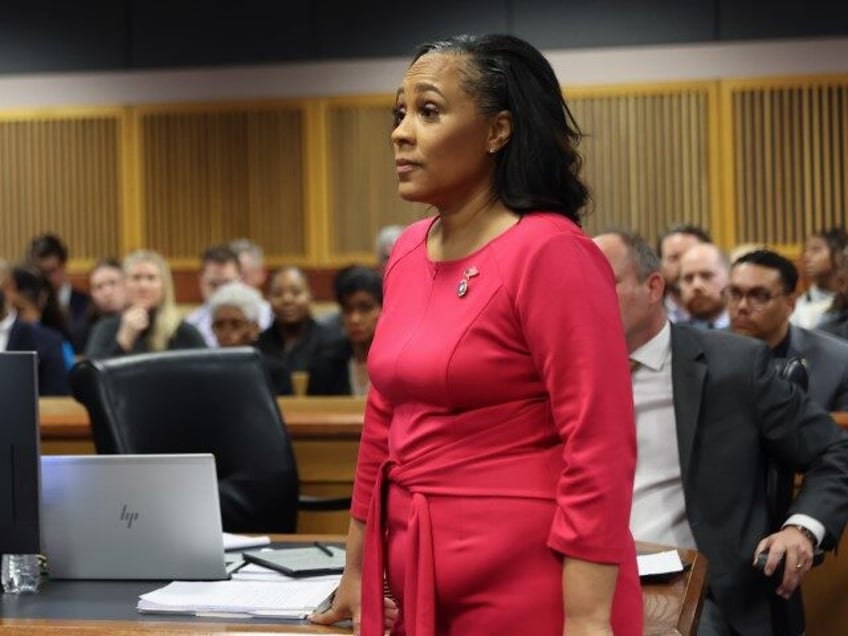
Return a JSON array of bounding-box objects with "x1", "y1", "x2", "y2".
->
[{"x1": 724, "y1": 286, "x2": 786, "y2": 310}]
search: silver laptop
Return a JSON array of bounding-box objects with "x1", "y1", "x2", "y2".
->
[{"x1": 40, "y1": 454, "x2": 228, "y2": 580}]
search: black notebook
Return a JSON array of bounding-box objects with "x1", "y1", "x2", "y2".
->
[{"x1": 242, "y1": 545, "x2": 346, "y2": 577}]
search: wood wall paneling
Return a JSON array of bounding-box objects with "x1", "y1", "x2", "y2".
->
[
  {"x1": 570, "y1": 84, "x2": 715, "y2": 240},
  {"x1": 0, "y1": 111, "x2": 122, "y2": 264},
  {"x1": 138, "y1": 104, "x2": 306, "y2": 264},
  {"x1": 326, "y1": 99, "x2": 430, "y2": 261}
]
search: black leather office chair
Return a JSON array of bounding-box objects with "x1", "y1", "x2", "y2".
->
[{"x1": 69, "y1": 347, "x2": 350, "y2": 533}]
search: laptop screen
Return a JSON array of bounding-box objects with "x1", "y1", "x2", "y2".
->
[{"x1": 40, "y1": 454, "x2": 227, "y2": 580}]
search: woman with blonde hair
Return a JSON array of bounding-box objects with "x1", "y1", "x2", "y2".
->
[{"x1": 84, "y1": 250, "x2": 205, "y2": 358}]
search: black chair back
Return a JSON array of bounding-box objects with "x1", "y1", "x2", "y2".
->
[{"x1": 70, "y1": 347, "x2": 300, "y2": 533}]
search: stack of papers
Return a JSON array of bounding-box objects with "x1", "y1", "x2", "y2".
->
[
  {"x1": 222, "y1": 532, "x2": 272, "y2": 551},
  {"x1": 137, "y1": 578, "x2": 340, "y2": 619}
]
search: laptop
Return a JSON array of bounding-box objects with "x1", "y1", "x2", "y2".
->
[{"x1": 40, "y1": 454, "x2": 228, "y2": 580}]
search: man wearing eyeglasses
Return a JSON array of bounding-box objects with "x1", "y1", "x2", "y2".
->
[{"x1": 728, "y1": 249, "x2": 848, "y2": 411}]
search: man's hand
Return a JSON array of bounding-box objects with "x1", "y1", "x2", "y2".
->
[{"x1": 753, "y1": 526, "x2": 816, "y2": 598}]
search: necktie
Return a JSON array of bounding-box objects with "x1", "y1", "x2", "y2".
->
[{"x1": 629, "y1": 359, "x2": 642, "y2": 375}]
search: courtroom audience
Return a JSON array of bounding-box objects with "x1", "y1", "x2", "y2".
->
[
  {"x1": 594, "y1": 229, "x2": 848, "y2": 636},
  {"x1": 679, "y1": 242, "x2": 730, "y2": 329},
  {"x1": 85, "y1": 250, "x2": 206, "y2": 358},
  {"x1": 7, "y1": 265, "x2": 75, "y2": 369},
  {"x1": 208, "y1": 280, "x2": 293, "y2": 394},
  {"x1": 185, "y1": 245, "x2": 243, "y2": 347},
  {"x1": 27, "y1": 233, "x2": 91, "y2": 353},
  {"x1": 308, "y1": 266, "x2": 382, "y2": 396},
  {"x1": 229, "y1": 238, "x2": 273, "y2": 329},
  {"x1": 86, "y1": 258, "x2": 128, "y2": 335},
  {"x1": 656, "y1": 224, "x2": 712, "y2": 323},
  {"x1": 791, "y1": 227, "x2": 847, "y2": 329},
  {"x1": 256, "y1": 267, "x2": 333, "y2": 393},
  {"x1": 728, "y1": 249, "x2": 848, "y2": 411},
  {"x1": 0, "y1": 262, "x2": 69, "y2": 395}
]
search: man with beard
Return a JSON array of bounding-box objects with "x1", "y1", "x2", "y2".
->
[
  {"x1": 680, "y1": 242, "x2": 731, "y2": 329},
  {"x1": 657, "y1": 224, "x2": 711, "y2": 323}
]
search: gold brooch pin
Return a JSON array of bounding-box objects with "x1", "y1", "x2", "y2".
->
[{"x1": 457, "y1": 266, "x2": 479, "y2": 298}]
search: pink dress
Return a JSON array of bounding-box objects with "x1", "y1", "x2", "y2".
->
[{"x1": 352, "y1": 213, "x2": 641, "y2": 636}]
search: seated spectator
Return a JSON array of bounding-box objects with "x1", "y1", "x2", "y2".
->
[
  {"x1": 679, "y1": 242, "x2": 730, "y2": 329},
  {"x1": 7, "y1": 265, "x2": 75, "y2": 369},
  {"x1": 308, "y1": 266, "x2": 382, "y2": 396},
  {"x1": 85, "y1": 257, "x2": 128, "y2": 336},
  {"x1": 791, "y1": 227, "x2": 847, "y2": 329},
  {"x1": 656, "y1": 224, "x2": 711, "y2": 323},
  {"x1": 594, "y1": 230, "x2": 848, "y2": 636},
  {"x1": 729, "y1": 249, "x2": 848, "y2": 411},
  {"x1": 375, "y1": 224, "x2": 405, "y2": 272},
  {"x1": 185, "y1": 245, "x2": 243, "y2": 347},
  {"x1": 208, "y1": 281, "x2": 292, "y2": 394},
  {"x1": 229, "y1": 238, "x2": 273, "y2": 329},
  {"x1": 85, "y1": 250, "x2": 206, "y2": 358},
  {"x1": 818, "y1": 245, "x2": 848, "y2": 339},
  {"x1": 256, "y1": 266, "x2": 332, "y2": 393},
  {"x1": 0, "y1": 263, "x2": 69, "y2": 395},
  {"x1": 28, "y1": 233, "x2": 91, "y2": 353}
]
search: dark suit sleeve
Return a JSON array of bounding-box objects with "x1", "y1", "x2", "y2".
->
[
  {"x1": 169, "y1": 322, "x2": 208, "y2": 350},
  {"x1": 31, "y1": 326, "x2": 71, "y2": 396},
  {"x1": 83, "y1": 316, "x2": 125, "y2": 358},
  {"x1": 754, "y1": 345, "x2": 848, "y2": 547}
]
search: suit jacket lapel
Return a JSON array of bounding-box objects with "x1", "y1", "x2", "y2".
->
[{"x1": 671, "y1": 325, "x2": 707, "y2": 481}]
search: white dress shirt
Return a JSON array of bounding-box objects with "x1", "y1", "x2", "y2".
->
[{"x1": 630, "y1": 321, "x2": 698, "y2": 549}]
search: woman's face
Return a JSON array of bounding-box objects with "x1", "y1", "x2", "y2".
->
[
  {"x1": 390, "y1": 53, "x2": 499, "y2": 209},
  {"x1": 341, "y1": 290, "x2": 381, "y2": 347},
  {"x1": 125, "y1": 261, "x2": 164, "y2": 310},
  {"x1": 802, "y1": 237, "x2": 833, "y2": 281},
  {"x1": 90, "y1": 266, "x2": 127, "y2": 314},
  {"x1": 269, "y1": 269, "x2": 312, "y2": 326},
  {"x1": 211, "y1": 305, "x2": 259, "y2": 347}
]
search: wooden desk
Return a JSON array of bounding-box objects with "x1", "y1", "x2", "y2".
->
[{"x1": 0, "y1": 537, "x2": 706, "y2": 635}]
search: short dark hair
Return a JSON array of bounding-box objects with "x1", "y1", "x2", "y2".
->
[
  {"x1": 334, "y1": 266, "x2": 383, "y2": 306},
  {"x1": 732, "y1": 249, "x2": 799, "y2": 295},
  {"x1": 28, "y1": 233, "x2": 69, "y2": 264},
  {"x1": 91, "y1": 257, "x2": 123, "y2": 274},
  {"x1": 201, "y1": 245, "x2": 240, "y2": 269},
  {"x1": 656, "y1": 224, "x2": 712, "y2": 257},
  {"x1": 410, "y1": 34, "x2": 589, "y2": 224},
  {"x1": 601, "y1": 229, "x2": 660, "y2": 282}
]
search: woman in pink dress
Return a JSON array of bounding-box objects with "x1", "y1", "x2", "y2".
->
[{"x1": 312, "y1": 33, "x2": 641, "y2": 636}]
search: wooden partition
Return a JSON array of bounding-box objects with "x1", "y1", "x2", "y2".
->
[
  {"x1": 2, "y1": 73, "x2": 846, "y2": 284},
  {"x1": 568, "y1": 82, "x2": 720, "y2": 242}
]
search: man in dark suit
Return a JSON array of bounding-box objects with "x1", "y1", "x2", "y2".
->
[
  {"x1": 728, "y1": 249, "x2": 848, "y2": 411},
  {"x1": 28, "y1": 233, "x2": 91, "y2": 354},
  {"x1": 0, "y1": 284, "x2": 70, "y2": 396},
  {"x1": 594, "y1": 230, "x2": 848, "y2": 636}
]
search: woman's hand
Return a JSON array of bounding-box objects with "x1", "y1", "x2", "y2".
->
[
  {"x1": 309, "y1": 571, "x2": 398, "y2": 635},
  {"x1": 116, "y1": 306, "x2": 149, "y2": 351}
]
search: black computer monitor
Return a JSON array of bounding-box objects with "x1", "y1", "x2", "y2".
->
[{"x1": 0, "y1": 352, "x2": 41, "y2": 553}]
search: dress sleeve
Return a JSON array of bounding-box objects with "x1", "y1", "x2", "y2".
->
[
  {"x1": 350, "y1": 385, "x2": 393, "y2": 521},
  {"x1": 513, "y1": 230, "x2": 636, "y2": 563}
]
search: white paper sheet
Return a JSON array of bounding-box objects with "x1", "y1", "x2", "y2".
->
[
  {"x1": 222, "y1": 532, "x2": 272, "y2": 551},
  {"x1": 637, "y1": 550, "x2": 685, "y2": 576}
]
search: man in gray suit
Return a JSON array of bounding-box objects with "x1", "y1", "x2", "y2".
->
[
  {"x1": 728, "y1": 249, "x2": 848, "y2": 412},
  {"x1": 594, "y1": 230, "x2": 848, "y2": 636}
]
